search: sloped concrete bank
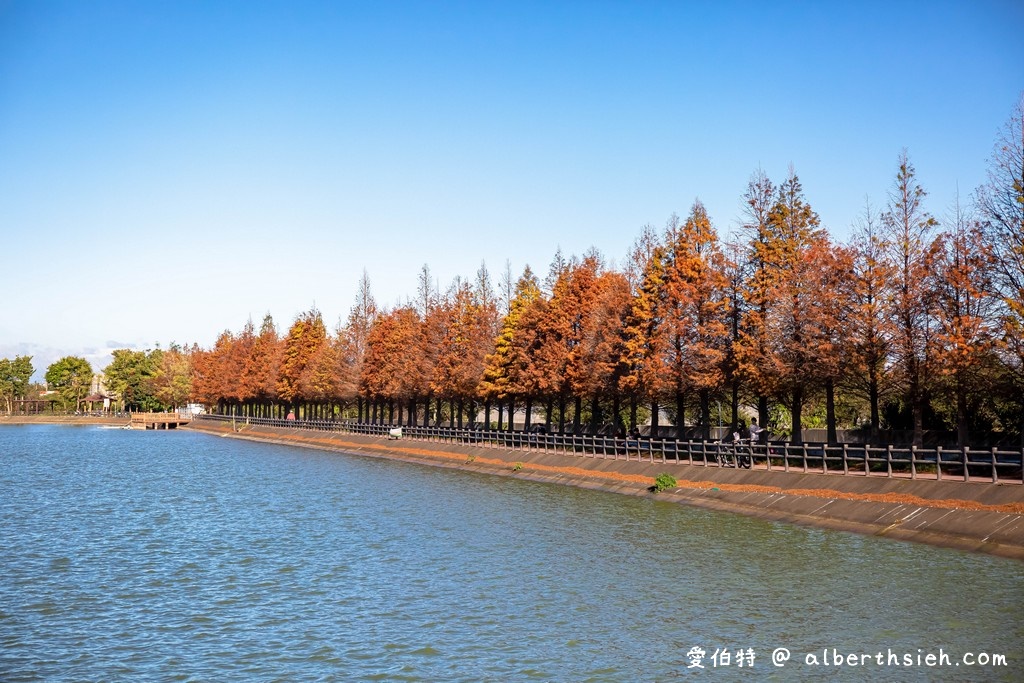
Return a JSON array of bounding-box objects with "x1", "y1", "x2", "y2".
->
[{"x1": 187, "y1": 420, "x2": 1024, "y2": 561}]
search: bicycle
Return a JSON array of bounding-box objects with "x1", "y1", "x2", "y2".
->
[
  {"x1": 716, "y1": 436, "x2": 753, "y2": 469},
  {"x1": 716, "y1": 438, "x2": 737, "y2": 467},
  {"x1": 735, "y1": 438, "x2": 753, "y2": 469}
]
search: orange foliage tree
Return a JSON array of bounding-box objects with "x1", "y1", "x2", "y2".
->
[
  {"x1": 661, "y1": 200, "x2": 730, "y2": 439},
  {"x1": 191, "y1": 329, "x2": 247, "y2": 414},
  {"x1": 737, "y1": 169, "x2": 827, "y2": 443},
  {"x1": 240, "y1": 314, "x2": 281, "y2": 418},
  {"x1": 847, "y1": 202, "x2": 893, "y2": 440},
  {"x1": 977, "y1": 96, "x2": 1024, "y2": 443},
  {"x1": 480, "y1": 266, "x2": 542, "y2": 430},
  {"x1": 564, "y1": 254, "x2": 631, "y2": 434},
  {"x1": 927, "y1": 197, "x2": 999, "y2": 447},
  {"x1": 360, "y1": 306, "x2": 426, "y2": 425},
  {"x1": 737, "y1": 169, "x2": 778, "y2": 430},
  {"x1": 277, "y1": 308, "x2": 328, "y2": 417},
  {"x1": 881, "y1": 151, "x2": 937, "y2": 447},
  {"x1": 431, "y1": 275, "x2": 497, "y2": 427},
  {"x1": 619, "y1": 241, "x2": 669, "y2": 434},
  {"x1": 339, "y1": 270, "x2": 377, "y2": 422},
  {"x1": 807, "y1": 237, "x2": 855, "y2": 444},
  {"x1": 529, "y1": 256, "x2": 573, "y2": 431}
]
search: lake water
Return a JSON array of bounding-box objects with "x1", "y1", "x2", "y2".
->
[{"x1": 1, "y1": 425, "x2": 1021, "y2": 681}]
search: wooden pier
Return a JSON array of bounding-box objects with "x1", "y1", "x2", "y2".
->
[{"x1": 130, "y1": 412, "x2": 192, "y2": 430}]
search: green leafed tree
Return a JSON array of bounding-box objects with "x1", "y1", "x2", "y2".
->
[
  {"x1": 104, "y1": 349, "x2": 163, "y2": 411},
  {"x1": 152, "y1": 347, "x2": 193, "y2": 410},
  {"x1": 0, "y1": 355, "x2": 34, "y2": 414},
  {"x1": 45, "y1": 356, "x2": 92, "y2": 412}
]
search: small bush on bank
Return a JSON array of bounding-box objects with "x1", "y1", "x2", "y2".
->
[{"x1": 652, "y1": 473, "x2": 677, "y2": 493}]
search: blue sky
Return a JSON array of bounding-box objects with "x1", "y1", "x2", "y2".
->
[{"x1": 1, "y1": 1, "x2": 1022, "y2": 381}]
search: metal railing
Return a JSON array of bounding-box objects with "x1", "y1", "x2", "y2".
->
[{"x1": 196, "y1": 414, "x2": 1024, "y2": 484}]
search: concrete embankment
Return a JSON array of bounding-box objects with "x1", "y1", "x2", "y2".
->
[{"x1": 186, "y1": 420, "x2": 1024, "y2": 561}]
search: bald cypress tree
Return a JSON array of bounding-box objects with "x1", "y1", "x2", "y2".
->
[{"x1": 881, "y1": 151, "x2": 937, "y2": 447}]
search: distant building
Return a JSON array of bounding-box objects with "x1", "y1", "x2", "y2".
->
[{"x1": 83, "y1": 373, "x2": 114, "y2": 411}]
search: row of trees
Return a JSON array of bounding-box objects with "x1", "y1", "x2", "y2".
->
[
  {"x1": 100, "y1": 347, "x2": 193, "y2": 411},
  {"x1": 9, "y1": 99, "x2": 1022, "y2": 448},
  {"x1": 0, "y1": 355, "x2": 97, "y2": 412},
  {"x1": 188, "y1": 98, "x2": 1023, "y2": 448},
  {"x1": 0, "y1": 347, "x2": 194, "y2": 414}
]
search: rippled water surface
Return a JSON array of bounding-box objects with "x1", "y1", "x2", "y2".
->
[{"x1": 1, "y1": 425, "x2": 1021, "y2": 681}]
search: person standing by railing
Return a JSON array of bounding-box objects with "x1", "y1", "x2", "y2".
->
[{"x1": 748, "y1": 417, "x2": 764, "y2": 443}]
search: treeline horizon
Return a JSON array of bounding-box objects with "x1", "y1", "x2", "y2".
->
[{"x1": 19, "y1": 99, "x2": 1024, "y2": 448}]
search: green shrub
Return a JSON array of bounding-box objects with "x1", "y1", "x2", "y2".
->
[
  {"x1": 652, "y1": 473, "x2": 677, "y2": 493},
  {"x1": 512, "y1": 462, "x2": 523, "y2": 472}
]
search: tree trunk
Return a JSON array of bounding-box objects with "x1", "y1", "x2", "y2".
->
[
  {"x1": 508, "y1": 397, "x2": 515, "y2": 431},
  {"x1": 590, "y1": 395, "x2": 600, "y2": 434},
  {"x1": 629, "y1": 395, "x2": 637, "y2": 431},
  {"x1": 497, "y1": 401, "x2": 504, "y2": 431},
  {"x1": 826, "y1": 378, "x2": 838, "y2": 445},
  {"x1": 956, "y1": 378, "x2": 968, "y2": 449},
  {"x1": 791, "y1": 387, "x2": 803, "y2": 445},
  {"x1": 524, "y1": 396, "x2": 533, "y2": 431},
  {"x1": 758, "y1": 395, "x2": 768, "y2": 437},
  {"x1": 911, "y1": 391, "x2": 924, "y2": 448},
  {"x1": 868, "y1": 366, "x2": 880, "y2": 440},
  {"x1": 558, "y1": 394, "x2": 566, "y2": 433},
  {"x1": 573, "y1": 395, "x2": 582, "y2": 434},
  {"x1": 910, "y1": 360, "x2": 924, "y2": 448},
  {"x1": 675, "y1": 390, "x2": 685, "y2": 440},
  {"x1": 650, "y1": 400, "x2": 659, "y2": 437},
  {"x1": 699, "y1": 389, "x2": 711, "y2": 441},
  {"x1": 612, "y1": 393, "x2": 621, "y2": 435}
]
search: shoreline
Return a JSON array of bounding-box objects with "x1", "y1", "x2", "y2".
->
[
  {"x1": 0, "y1": 415, "x2": 130, "y2": 426},
  {"x1": 180, "y1": 420, "x2": 1024, "y2": 562}
]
